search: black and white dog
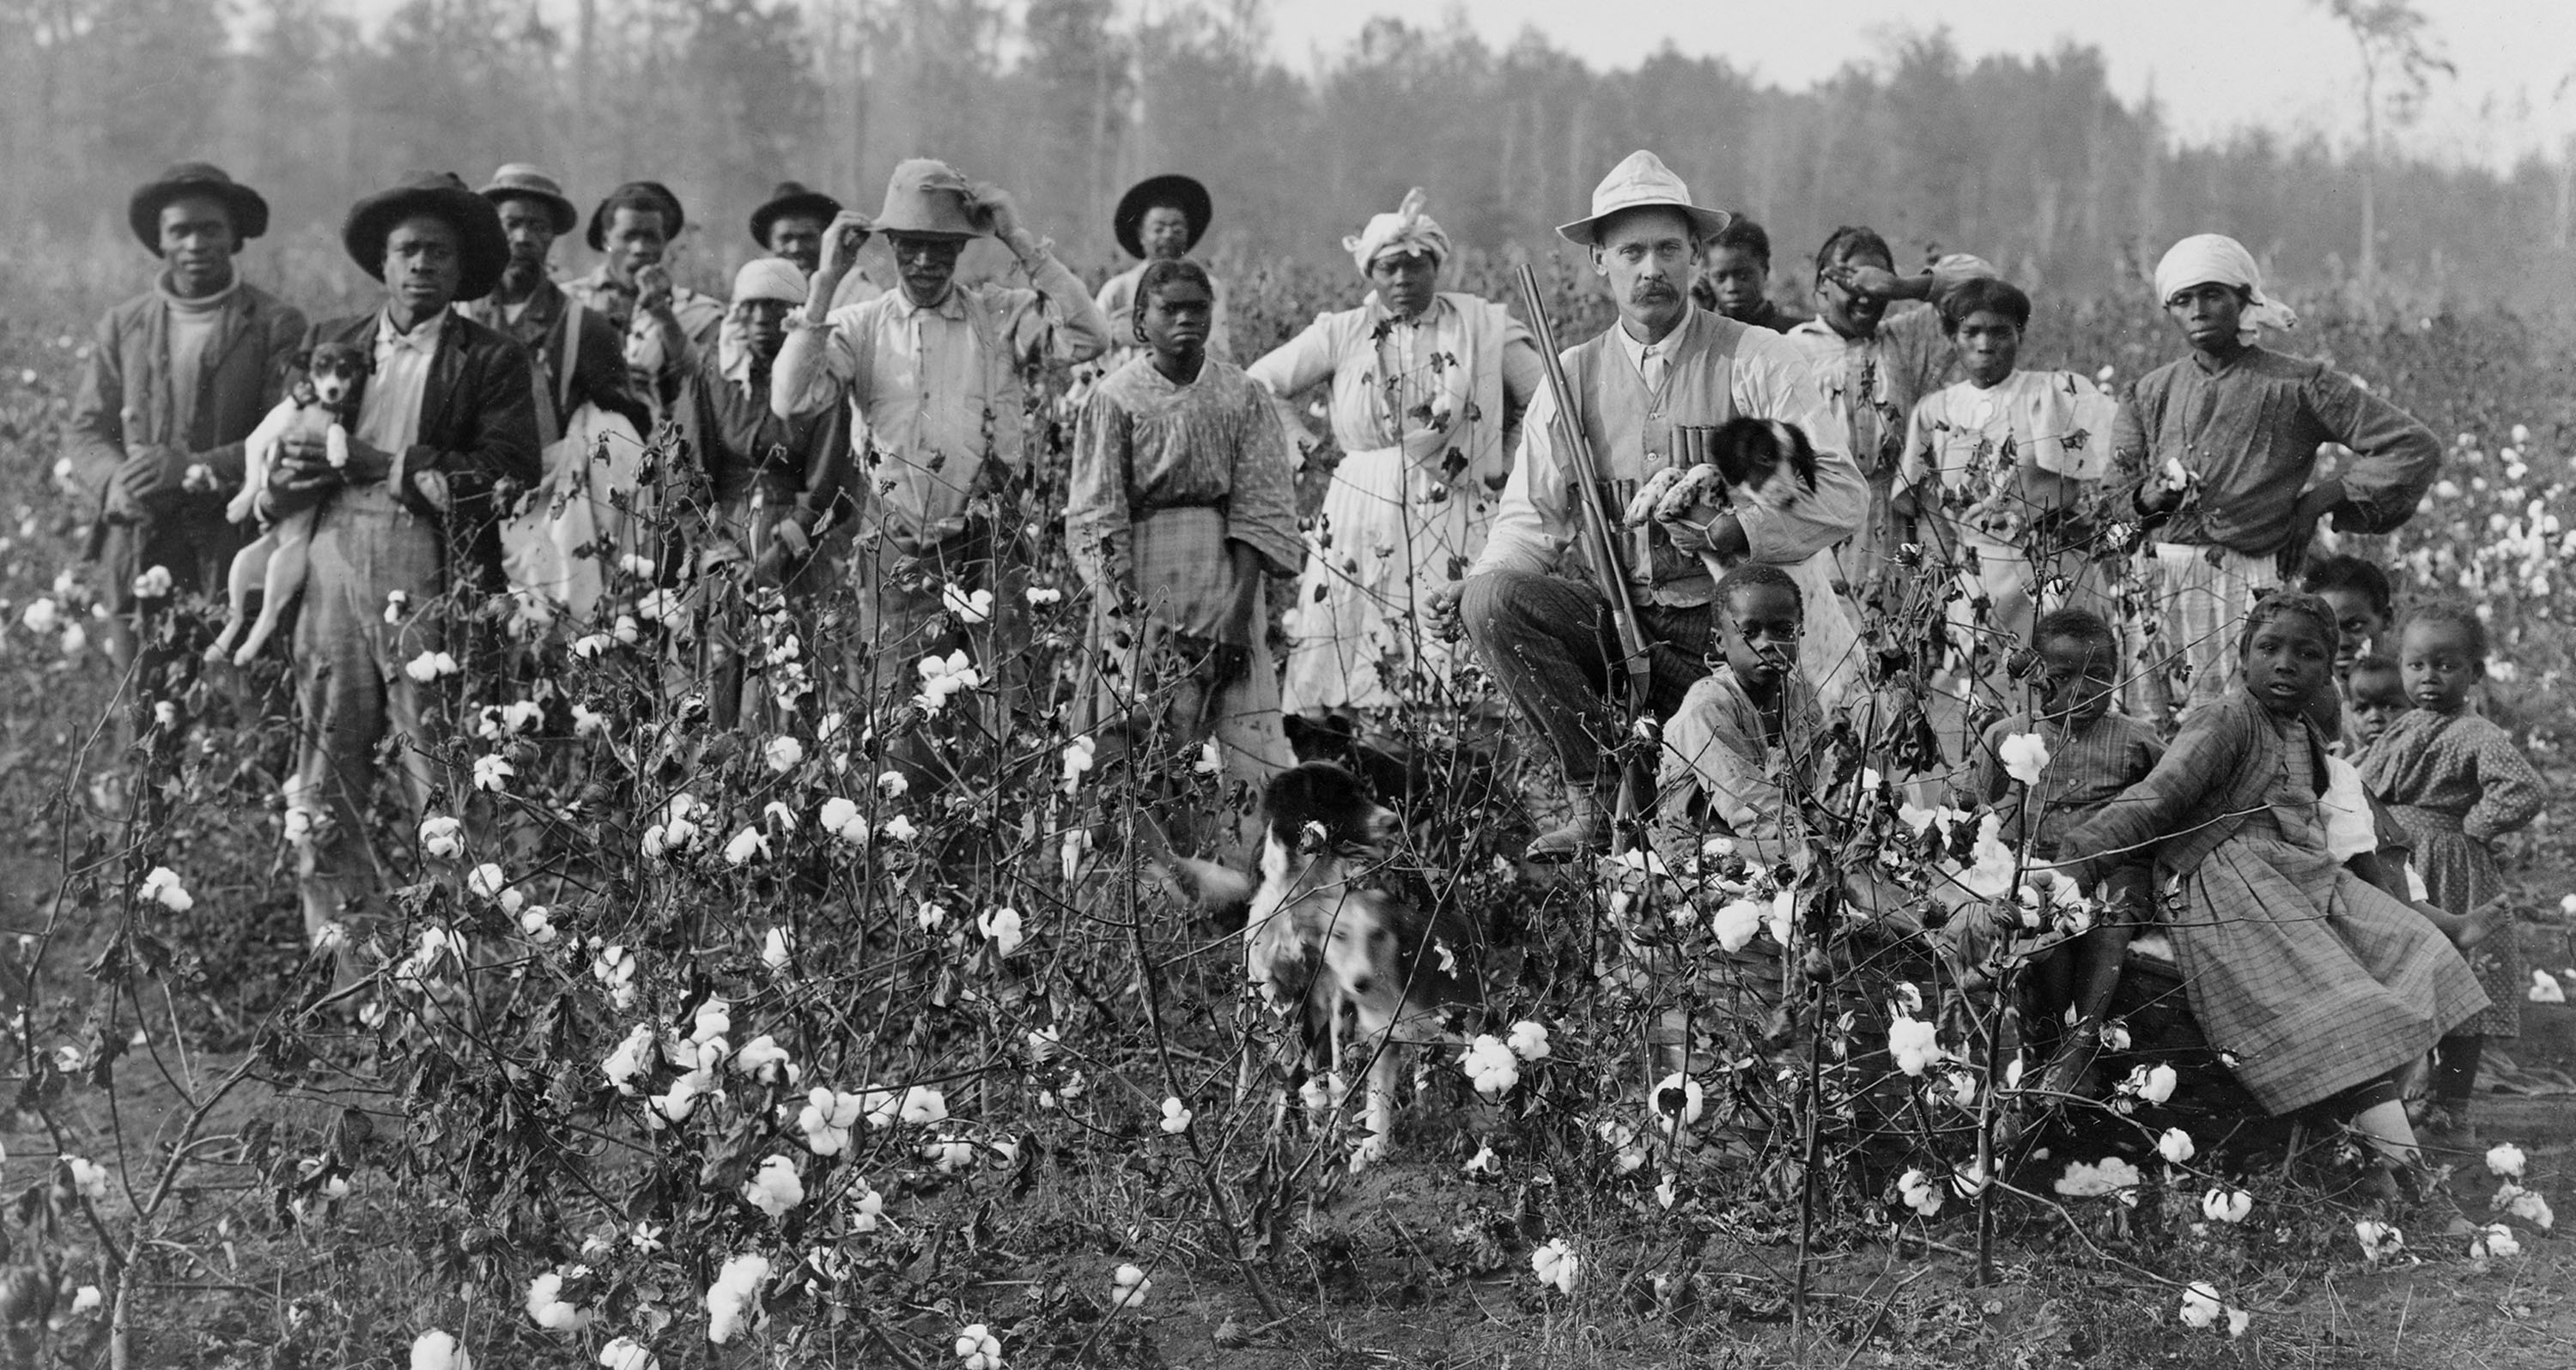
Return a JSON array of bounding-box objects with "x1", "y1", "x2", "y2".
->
[{"x1": 1170, "y1": 763, "x2": 1479, "y2": 1169}]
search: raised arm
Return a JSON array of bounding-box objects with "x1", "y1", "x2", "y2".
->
[{"x1": 771, "y1": 302, "x2": 860, "y2": 421}]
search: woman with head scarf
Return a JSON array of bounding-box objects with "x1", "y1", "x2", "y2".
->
[
  {"x1": 2111, "y1": 233, "x2": 2440, "y2": 718},
  {"x1": 1243, "y1": 189, "x2": 1542, "y2": 728}
]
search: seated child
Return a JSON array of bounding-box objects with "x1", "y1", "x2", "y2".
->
[
  {"x1": 2359, "y1": 605, "x2": 2549, "y2": 1149},
  {"x1": 2057, "y1": 591, "x2": 2488, "y2": 1185},
  {"x1": 1959, "y1": 607, "x2": 2164, "y2": 1099},
  {"x1": 1895, "y1": 277, "x2": 2119, "y2": 716},
  {"x1": 1652, "y1": 562, "x2": 1821, "y2": 868}
]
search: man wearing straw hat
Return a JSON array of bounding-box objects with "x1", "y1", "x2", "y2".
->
[
  {"x1": 773, "y1": 159, "x2": 1111, "y2": 659},
  {"x1": 66, "y1": 161, "x2": 306, "y2": 774},
  {"x1": 458, "y1": 164, "x2": 648, "y2": 440},
  {"x1": 750, "y1": 179, "x2": 881, "y2": 309},
  {"x1": 270, "y1": 173, "x2": 538, "y2": 947},
  {"x1": 1444, "y1": 150, "x2": 1865, "y2": 859}
]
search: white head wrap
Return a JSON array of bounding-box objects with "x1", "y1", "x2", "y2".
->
[
  {"x1": 721, "y1": 258, "x2": 809, "y2": 388},
  {"x1": 1343, "y1": 187, "x2": 1451, "y2": 274},
  {"x1": 2152, "y1": 234, "x2": 2297, "y2": 343}
]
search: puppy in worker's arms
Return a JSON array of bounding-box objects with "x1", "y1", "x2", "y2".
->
[
  {"x1": 1163, "y1": 762, "x2": 1483, "y2": 1170},
  {"x1": 210, "y1": 341, "x2": 372, "y2": 665}
]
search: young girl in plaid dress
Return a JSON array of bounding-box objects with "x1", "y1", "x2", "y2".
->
[
  {"x1": 2359, "y1": 605, "x2": 2547, "y2": 1146},
  {"x1": 2057, "y1": 592, "x2": 2488, "y2": 1180},
  {"x1": 1067, "y1": 260, "x2": 1305, "y2": 850}
]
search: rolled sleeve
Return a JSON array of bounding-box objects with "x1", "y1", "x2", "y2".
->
[{"x1": 771, "y1": 312, "x2": 856, "y2": 421}]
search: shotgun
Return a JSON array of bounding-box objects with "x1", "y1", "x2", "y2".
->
[{"x1": 1513, "y1": 264, "x2": 1656, "y2": 851}]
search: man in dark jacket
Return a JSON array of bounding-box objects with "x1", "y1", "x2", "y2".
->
[
  {"x1": 65, "y1": 162, "x2": 305, "y2": 756},
  {"x1": 268, "y1": 173, "x2": 538, "y2": 944}
]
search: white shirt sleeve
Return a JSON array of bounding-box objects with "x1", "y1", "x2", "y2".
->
[{"x1": 1730, "y1": 330, "x2": 1868, "y2": 565}]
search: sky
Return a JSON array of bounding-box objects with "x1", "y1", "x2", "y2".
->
[{"x1": 1250, "y1": 0, "x2": 2576, "y2": 171}]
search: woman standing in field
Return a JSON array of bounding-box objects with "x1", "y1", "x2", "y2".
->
[{"x1": 1245, "y1": 189, "x2": 1541, "y2": 730}]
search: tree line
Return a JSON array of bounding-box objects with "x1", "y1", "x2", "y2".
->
[{"x1": 3, "y1": 0, "x2": 2568, "y2": 306}]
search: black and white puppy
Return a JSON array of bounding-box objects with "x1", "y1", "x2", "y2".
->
[
  {"x1": 1169, "y1": 762, "x2": 1479, "y2": 1169},
  {"x1": 1626, "y1": 415, "x2": 1825, "y2": 536}
]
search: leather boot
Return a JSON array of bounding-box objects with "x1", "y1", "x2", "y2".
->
[{"x1": 1526, "y1": 785, "x2": 1608, "y2": 862}]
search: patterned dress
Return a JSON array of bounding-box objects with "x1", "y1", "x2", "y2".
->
[
  {"x1": 2063, "y1": 690, "x2": 2488, "y2": 1113},
  {"x1": 2359, "y1": 708, "x2": 2549, "y2": 1038}
]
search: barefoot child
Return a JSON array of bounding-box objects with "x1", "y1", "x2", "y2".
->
[
  {"x1": 2057, "y1": 592, "x2": 2488, "y2": 1183},
  {"x1": 1896, "y1": 278, "x2": 2119, "y2": 715},
  {"x1": 2359, "y1": 606, "x2": 2549, "y2": 1149},
  {"x1": 1068, "y1": 259, "x2": 1304, "y2": 852},
  {"x1": 1960, "y1": 608, "x2": 2163, "y2": 1099}
]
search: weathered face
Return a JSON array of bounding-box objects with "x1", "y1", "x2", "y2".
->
[
  {"x1": 1139, "y1": 205, "x2": 1193, "y2": 260},
  {"x1": 1365, "y1": 249, "x2": 1439, "y2": 321},
  {"x1": 1704, "y1": 245, "x2": 1768, "y2": 319},
  {"x1": 496, "y1": 197, "x2": 558, "y2": 278},
  {"x1": 158, "y1": 194, "x2": 240, "y2": 297},
  {"x1": 1953, "y1": 309, "x2": 2021, "y2": 387},
  {"x1": 1592, "y1": 208, "x2": 1698, "y2": 334},
  {"x1": 1817, "y1": 244, "x2": 1894, "y2": 336},
  {"x1": 887, "y1": 233, "x2": 967, "y2": 306},
  {"x1": 2165, "y1": 282, "x2": 2245, "y2": 353},
  {"x1": 1139, "y1": 276, "x2": 1213, "y2": 358},
  {"x1": 603, "y1": 206, "x2": 669, "y2": 282},
  {"x1": 383, "y1": 215, "x2": 465, "y2": 317},
  {"x1": 769, "y1": 214, "x2": 828, "y2": 276}
]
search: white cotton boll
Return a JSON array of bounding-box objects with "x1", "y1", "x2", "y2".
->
[
  {"x1": 922, "y1": 1137, "x2": 977, "y2": 1171},
  {"x1": 1107, "y1": 1262, "x2": 1151, "y2": 1310},
  {"x1": 465, "y1": 863, "x2": 507, "y2": 900},
  {"x1": 130, "y1": 564, "x2": 172, "y2": 599},
  {"x1": 1529, "y1": 1238, "x2": 1579, "y2": 1294},
  {"x1": 1998, "y1": 731, "x2": 2051, "y2": 787},
  {"x1": 2202, "y1": 1188, "x2": 2252, "y2": 1224},
  {"x1": 762, "y1": 926, "x2": 792, "y2": 971},
  {"x1": 602, "y1": 1024, "x2": 656, "y2": 1094},
  {"x1": 704, "y1": 1252, "x2": 770, "y2": 1344},
  {"x1": 1506, "y1": 1020, "x2": 1552, "y2": 1061},
  {"x1": 2486, "y1": 1142, "x2": 2527, "y2": 1179},
  {"x1": 1459, "y1": 1035, "x2": 1520, "y2": 1097},
  {"x1": 1888, "y1": 1015, "x2": 1941, "y2": 1076},
  {"x1": 1158, "y1": 1095, "x2": 1193, "y2": 1134},
  {"x1": 2178, "y1": 1282, "x2": 2222, "y2": 1330},
  {"x1": 597, "y1": 1337, "x2": 659, "y2": 1370},
  {"x1": 762, "y1": 736, "x2": 805, "y2": 773},
  {"x1": 2470, "y1": 1223, "x2": 2523, "y2": 1260},
  {"x1": 2156, "y1": 1127, "x2": 2196, "y2": 1164},
  {"x1": 723, "y1": 827, "x2": 769, "y2": 866},
  {"x1": 2121, "y1": 1062, "x2": 2178, "y2": 1104},
  {"x1": 732, "y1": 1034, "x2": 792, "y2": 1082},
  {"x1": 471, "y1": 755, "x2": 513, "y2": 793},
  {"x1": 404, "y1": 650, "x2": 459, "y2": 682},
  {"x1": 2052, "y1": 1156, "x2": 2143, "y2": 1198},
  {"x1": 137, "y1": 866, "x2": 193, "y2": 913},
  {"x1": 1649, "y1": 1072, "x2": 1704, "y2": 1132},
  {"x1": 518, "y1": 906, "x2": 557, "y2": 943},
  {"x1": 978, "y1": 906, "x2": 1024, "y2": 957},
  {"x1": 2354, "y1": 1219, "x2": 2405, "y2": 1262},
  {"x1": 1898, "y1": 1167, "x2": 1943, "y2": 1216},
  {"x1": 817, "y1": 797, "x2": 866, "y2": 844},
  {"x1": 525, "y1": 1270, "x2": 594, "y2": 1331},
  {"x1": 917, "y1": 902, "x2": 948, "y2": 932},
  {"x1": 952, "y1": 1322, "x2": 1003, "y2": 1370},
  {"x1": 876, "y1": 769, "x2": 908, "y2": 798},
  {"x1": 571, "y1": 632, "x2": 613, "y2": 658},
  {"x1": 417, "y1": 814, "x2": 465, "y2": 858},
  {"x1": 2493, "y1": 1181, "x2": 2555, "y2": 1230},
  {"x1": 941, "y1": 582, "x2": 994, "y2": 623},
  {"x1": 741, "y1": 1155, "x2": 805, "y2": 1218},
  {"x1": 1709, "y1": 896, "x2": 1765, "y2": 952},
  {"x1": 58, "y1": 622, "x2": 86, "y2": 658},
  {"x1": 1462, "y1": 1142, "x2": 1501, "y2": 1177},
  {"x1": 410, "y1": 1330, "x2": 473, "y2": 1370},
  {"x1": 65, "y1": 1155, "x2": 109, "y2": 1198},
  {"x1": 880, "y1": 814, "x2": 918, "y2": 842},
  {"x1": 1024, "y1": 585, "x2": 1062, "y2": 605},
  {"x1": 19, "y1": 597, "x2": 58, "y2": 633},
  {"x1": 69, "y1": 1285, "x2": 101, "y2": 1314},
  {"x1": 1060, "y1": 736, "x2": 1098, "y2": 793},
  {"x1": 902, "y1": 1085, "x2": 948, "y2": 1124},
  {"x1": 2530, "y1": 969, "x2": 2567, "y2": 1003}
]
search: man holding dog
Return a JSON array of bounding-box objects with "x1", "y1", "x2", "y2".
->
[
  {"x1": 771, "y1": 160, "x2": 1111, "y2": 658},
  {"x1": 66, "y1": 162, "x2": 307, "y2": 776},
  {"x1": 267, "y1": 173, "x2": 539, "y2": 947},
  {"x1": 1440, "y1": 150, "x2": 1866, "y2": 859}
]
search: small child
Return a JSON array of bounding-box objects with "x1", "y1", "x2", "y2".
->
[
  {"x1": 2057, "y1": 591, "x2": 2488, "y2": 1186},
  {"x1": 1067, "y1": 259, "x2": 1305, "y2": 852},
  {"x1": 2302, "y1": 553, "x2": 2397, "y2": 749},
  {"x1": 1960, "y1": 607, "x2": 2164, "y2": 1099},
  {"x1": 1896, "y1": 279, "x2": 2120, "y2": 715},
  {"x1": 2345, "y1": 654, "x2": 2408, "y2": 749},
  {"x1": 2358, "y1": 605, "x2": 2549, "y2": 1148},
  {"x1": 1652, "y1": 562, "x2": 1820, "y2": 867}
]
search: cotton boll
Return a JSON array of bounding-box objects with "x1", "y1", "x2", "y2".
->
[
  {"x1": 1529, "y1": 1238, "x2": 1579, "y2": 1294},
  {"x1": 1997, "y1": 731, "x2": 2051, "y2": 786},
  {"x1": 2156, "y1": 1127, "x2": 2196, "y2": 1164},
  {"x1": 2486, "y1": 1142, "x2": 2527, "y2": 1179},
  {"x1": 410, "y1": 1330, "x2": 474, "y2": 1370}
]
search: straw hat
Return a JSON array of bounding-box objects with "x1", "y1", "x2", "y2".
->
[
  {"x1": 872, "y1": 159, "x2": 983, "y2": 239},
  {"x1": 342, "y1": 172, "x2": 512, "y2": 301},
  {"x1": 749, "y1": 180, "x2": 842, "y2": 247},
  {"x1": 478, "y1": 164, "x2": 577, "y2": 237},
  {"x1": 1113, "y1": 173, "x2": 1212, "y2": 260},
  {"x1": 1555, "y1": 150, "x2": 1731, "y2": 246},
  {"x1": 127, "y1": 163, "x2": 270, "y2": 253}
]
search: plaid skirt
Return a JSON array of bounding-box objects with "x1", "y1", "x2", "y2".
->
[
  {"x1": 1083, "y1": 506, "x2": 1293, "y2": 786},
  {"x1": 2170, "y1": 814, "x2": 2491, "y2": 1113},
  {"x1": 2390, "y1": 803, "x2": 2521, "y2": 1039}
]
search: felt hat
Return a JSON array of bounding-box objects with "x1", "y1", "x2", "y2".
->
[
  {"x1": 341, "y1": 172, "x2": 512, "y2": 302},
  {"x1": 730, "y1": 258, "x2": 809, "y2": 307},
  {"x1": 127, "y1": 162, "x2": 270, "y2": 254},
  {"x1": 586, "y1": 180, "x2": 686, "y2": 252},
  {"x1": 1556, "y1": 150, "x2": 1731, "y2": 246},
  {"x1": 1112, "y1": 173, "x2": 1212, "y2": 260},
  {"x1": 749, "y1": 180, "x2": 842, "y2": 247},
  {"x1": 872, "y1": 159, "x2": 983, "y2": 239},
  {"x1": 479, "y1": 163, "x2": 577, "y2": 237}
]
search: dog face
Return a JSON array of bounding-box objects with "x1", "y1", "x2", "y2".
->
[
  {"x1": 302, "y1": 342, "x2": 373, "y2": 415},
  {"x1": 1259, "y1": 762, "x2": 1399, "y2": 864},
  {"x1": 1710, "y1": 415, "x2": 1820, "y2": 512}
]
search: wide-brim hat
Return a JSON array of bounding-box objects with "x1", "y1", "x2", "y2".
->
[
  {"x1": 1113, "y1": 173, "x2": 1212, "y2": 260},
  {"x1": 480, "y1": 163, "x2": 577, "y2": 237},
  {"x1": 342, "y1": 173, "x2": 512, "y2": 302},
  {"x1": 128, "y1": 162, "x2": 270, "y2": 254},
  {"x1": 873, "y1": 159, "x2": 983, "y2": 240},
  {"x1": 586, "y1": 180, "x2": 687, "y2": 253},
  {"x1": 749, "y1": 180, "x2": 842, "y2": 247},
  {"x1": 1556, "y1": 149, "x2": 1731, "y2": 247}
]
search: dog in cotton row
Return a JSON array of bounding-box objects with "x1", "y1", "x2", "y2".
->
[
  {"x1": 1168, "y1": 763, "x2": 1481, "y2": 1171},
  {"x1": 210, "y1": 341, "x2": 372, "y2": 665}
]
